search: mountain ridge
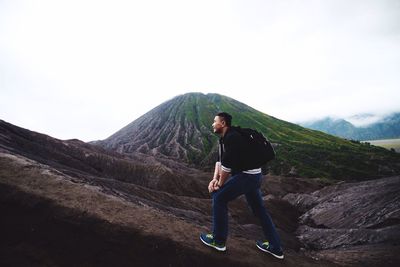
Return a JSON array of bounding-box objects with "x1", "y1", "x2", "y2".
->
[
  {"x1": 300, "y1": 113, "x2": 400, "y2": 141},
  {"x1": 95, "y1": 93, "x2": 400, "y2": 181}
]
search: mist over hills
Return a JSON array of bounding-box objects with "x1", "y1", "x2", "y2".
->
[
  {"x1": 300, "y1": 113, "x2": 400, "y2": 141},
  {"x1": 95, "y1": 93, "x2": 400, "y2": 181}
]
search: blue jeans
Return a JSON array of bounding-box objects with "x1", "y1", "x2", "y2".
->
[{"x1": 212, "y1": 172, "x2": 282, "y2": 250}]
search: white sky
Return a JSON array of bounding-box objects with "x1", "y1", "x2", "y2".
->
[{"x1": 1, "y1": 0, "x2": 399, "y2": 141}]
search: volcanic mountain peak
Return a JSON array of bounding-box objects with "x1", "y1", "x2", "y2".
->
[
  {"x1": 97, "y1": 93, "x2": 225, "y2": 165},
  {"x1": 96, "y1": 92, "x2": 282, "y2": 166},
  {"x1": 95, "y1": 93, "x2": 400, "y2": 181}
]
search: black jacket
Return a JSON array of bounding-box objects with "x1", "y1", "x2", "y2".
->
[{"x1": 218, "y1": 127, "x2": 251, "y2": 175}]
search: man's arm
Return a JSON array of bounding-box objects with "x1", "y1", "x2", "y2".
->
[
  {"x1": 216, "y1": 132, "x2": 238, "y2": 187},
  {"x1": 208, "y1": 162, "x2": 231, "y2": 193},
  {"x1": 213, "y1": 162, "x2": 221, "y2": 179},
  {"x1": 208, "y1": 162, "x2": 221, "y2": 193},
  {"x1": 217, "y1": 168, "x2": 230, "y2": 187}
]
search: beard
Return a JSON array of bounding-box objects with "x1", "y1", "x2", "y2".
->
[{"x1": 213, "y1": 127, "x2": 222, "y2": 134}]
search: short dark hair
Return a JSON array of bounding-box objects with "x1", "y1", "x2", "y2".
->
[{"x1": 217, "y1": 112, "x2": 232, "y2": 127}]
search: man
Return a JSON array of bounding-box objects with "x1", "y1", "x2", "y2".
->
[{"x1": 199, "y1": 112, "x2": 284, "y2": 259}]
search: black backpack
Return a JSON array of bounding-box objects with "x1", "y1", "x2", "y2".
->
[{"x1": 232, "y1": 126, "x2": 276, "y2": 170}]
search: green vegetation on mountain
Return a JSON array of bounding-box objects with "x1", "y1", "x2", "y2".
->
[{"x1": 99, "y1": 93, "x2": 400, "y2": 181}]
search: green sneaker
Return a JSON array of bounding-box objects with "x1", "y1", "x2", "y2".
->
[
  {"x1": 200, "y1": 233, "x2": 226, "y2": 251},
  {"x1": 256, "y1": 240, "x2": 284, "y2": 259}
]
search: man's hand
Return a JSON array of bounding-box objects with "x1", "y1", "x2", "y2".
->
[{"x1": 208, "y1": 178, "x2": 220, "y2": 193}]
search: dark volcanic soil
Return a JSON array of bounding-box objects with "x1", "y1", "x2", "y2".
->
[
  {"x1": 0, "y1": 183, "x2": 247, "y2": 267},
  {"x1": 1, "y1": 119, "x2": 400, "y2": 266},
  {"x1": 0, "y1": 152, "x2": 334, "y2": 267}
]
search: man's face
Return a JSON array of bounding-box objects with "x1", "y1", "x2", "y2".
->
[{"x1": 212, "y1": 116, "x2": 225, "y2": 134}]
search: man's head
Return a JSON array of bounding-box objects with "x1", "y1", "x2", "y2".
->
[{"x1": 212, "y1": 112, "x2": 232, "y2": 135}]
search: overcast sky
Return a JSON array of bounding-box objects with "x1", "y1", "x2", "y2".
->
[{"x1": 1, "y1": 0, "x2": 399, "y2": 141}]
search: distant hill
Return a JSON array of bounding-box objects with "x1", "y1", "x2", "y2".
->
[
  {"x1": 300, "y1": 113, "x2": 400, "y2": 141},
  {"x1": 94, "y1": 93, "x2": 400, "y2": 181}
]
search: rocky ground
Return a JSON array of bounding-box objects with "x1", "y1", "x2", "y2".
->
[
  {"x1": 0, "y1": 152, "x2": 333, "y2": 267},
  {"x1": 284, "y1": 176, "x2": 400, "y2": 266},
  {"x1": 1, "y1": 119, "x2": 399, "y2": 266}
]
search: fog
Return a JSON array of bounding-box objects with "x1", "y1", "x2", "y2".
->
[{"x1": 1, "y1": 0, "x2": 399, "y2": 141}]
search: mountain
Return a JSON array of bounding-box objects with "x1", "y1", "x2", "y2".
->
[
  {"x1": 1, "y1": 119, "x2": 399, "y2": 266},
  {"x1": 93, "y1": 92, "x2": 218, "y2": 167},
  {"x1": 301, "y1": 118, "x2": 357, "y2": 138},
  {"x1": 95, "y1": 93, "x2": 400, "y2": 181},
  {"x1": 300, "y1": 113, "x2": 400, "y2": 141},
  {"x1": 0, "y1": 119, "x2": 210, "y2": 198}
]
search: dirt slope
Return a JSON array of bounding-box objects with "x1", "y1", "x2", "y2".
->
[{"x1": 0, "y1": 152, "x2": 333, "y2": 267}]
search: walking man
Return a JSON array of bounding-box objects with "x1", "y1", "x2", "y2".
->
[{"x1": 200, "y1": 112, "x2": 284, "y2": 259}]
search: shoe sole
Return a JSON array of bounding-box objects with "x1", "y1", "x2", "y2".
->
[
  {"x1": 200, "y1": 236, "x2": 226, "y2": 251},
  {"x1": 256, "y1": 243, "x2": 284, "y2": 259}
]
